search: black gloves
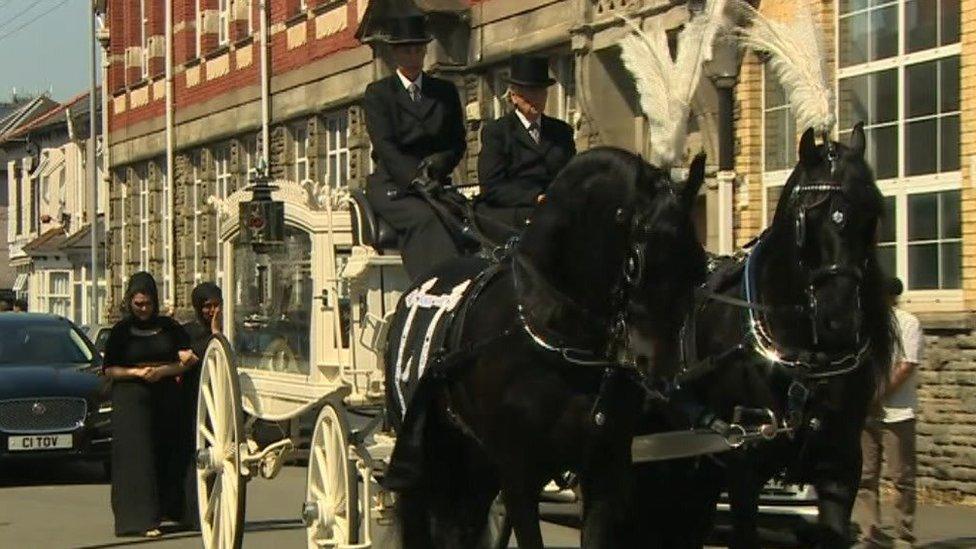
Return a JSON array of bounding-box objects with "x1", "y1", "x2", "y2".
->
[{"x1": 418, "y1": 151, "x2": 454, "y2": 181}]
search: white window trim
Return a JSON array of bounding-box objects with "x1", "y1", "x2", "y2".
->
[
  {"x1": 218, "y1": 0, "x2": 230, "y2": 46},
  {"x1": 324, "y1": 113, "x2": 350, "y2": 188},
  {"x1": 139, "y1": 175, "x2": 150, "y2": 270},
  {"x1": 44, "y1": 270, "x2": 72, "y2": 318},
  {"x1": 195, "y1": 0, "x2": 202, "y2": 58},
  {"x1": 293, "y1": 125, "x2": 311, "y2": 183},
  {"x1": 193, "y1": 164, "x2": 204, "y2": 284},
  {"x1": 140, "y1": 0, "x2": 150, "y2": 79}
]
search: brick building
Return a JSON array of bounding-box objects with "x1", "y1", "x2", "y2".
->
[{"x1": 104, "y1": 0, "x2": 975, "y2": 497}]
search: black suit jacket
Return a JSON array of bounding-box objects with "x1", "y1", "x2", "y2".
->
[
  {"x1": 364, "y1": 73, "x2": 466, "y2": 190},
  {"x1": 477, "y1": 111, "x2": 576, "y2": 207}
]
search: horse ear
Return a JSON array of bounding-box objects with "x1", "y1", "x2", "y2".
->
[
  {"x1": 799, "y1": 127, "x2": 819, "y2": 167},
  {"x1": 682, "y1": 152, "x2": 707, "y2": 211},
  {"x1": 849, "y1": 122, "x2": 866, "y2": 157}
]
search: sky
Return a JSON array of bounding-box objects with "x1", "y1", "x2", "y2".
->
[{"x1": 0, "y1": 0, "x2": 97, "y2": 103}]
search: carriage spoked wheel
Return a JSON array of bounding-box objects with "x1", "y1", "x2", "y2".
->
[
  {"x1": 303, "y1": 400, "x2": 361, "y2": 548},
  {"x1": 196, "y1": 335, "x2": 247, "y2": 549}
]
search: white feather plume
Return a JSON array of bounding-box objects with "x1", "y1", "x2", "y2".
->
[
  {"x1": 618, "y1": 0, "x2": 728, "y2": 167},
  {"x1": 733, "y1": 0, "x2": 834, "y2": 134}
]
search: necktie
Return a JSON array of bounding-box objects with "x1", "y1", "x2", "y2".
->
[
  {"x1": 528, "y1": 122, "x2": 540, "y2": 144},
  {"x1": 408, "y1": 82, "x2": 421, "y2": 103}
]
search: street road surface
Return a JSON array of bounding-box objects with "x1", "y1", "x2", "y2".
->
[{"x1": 1, "y1": 460, "x2": 974, "y2": 548}]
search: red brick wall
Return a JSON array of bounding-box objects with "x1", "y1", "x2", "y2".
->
[
  {"x1": 173, "y1": 0, "x2": 196, "y2": 65},
  {"x1": 123, "y1": 0, "x2": 141, "y2": 85},
  {"x1": 108, "y1": 0, "x2": 126, "y2": 92}
]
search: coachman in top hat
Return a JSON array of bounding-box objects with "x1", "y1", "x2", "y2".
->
[
  {"x1": 476, "y1": 55, "x2": 576, "y2": 242},
  {"x1": 363, "y1": 15, "x2": 467, "y2": 279}
]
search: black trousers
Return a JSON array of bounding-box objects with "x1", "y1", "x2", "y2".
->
[
  {"x1": 473, "y1": 203, "x2": 534, "y2": 245},
  {"x1": 366, "y1": 183, "x2": 463, "y2": 279}
]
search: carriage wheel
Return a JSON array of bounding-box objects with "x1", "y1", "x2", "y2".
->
[
  {"x1": 196, "y1": 335, "x2": 247, "y2": 549},
  {"x1": 303, "y1": 400, "x2": 361, "y2": 548}
]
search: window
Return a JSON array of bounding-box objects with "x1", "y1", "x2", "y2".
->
[
  {"x1": 552, "y1": 56, "x2": 578, "y2": 125},
  {"x1": 763, "y1": 70, "x2": 796, "y2": 173},
  {"x1": 215, "y1": 144, "x2": 232, "y2": 199},
  {"x1": 140, "y1": 0, "x2": 149, "y2": 79},
  {"x1": 232, "y1": 227, "x2": 312, "y2": 374},
  {"x1": 324, "y1": 113, "x2": 350, "y2": 188},
  {"x1": 907, "y1": 190, "x2": 960, "y2": 289},
  {"x1": 761, "y1": 68, "x2": 794, "y2": 224},
  {"x1": 47, "y1": 272, "x2": 71, "y2": 318},
  {"x1": 139, "y1": 170, "x2": 150, "y2": 270},
  {"x1": 489, "y1": 68, "x2": 511, "y2": 119},
  {"x1": 836, "y1": 0, "x2": 960, "y2": 292},
  {"x1": 292, "y1": 124, "x2": 311, "y2": 182},
  {"x1": 877, "y1": 195, "x2": 897, "y2": 277},
  {"x1": 195, "y1": 0, "x2": 202, "y2": 57},
  {"x1": 244, "y1": 134, "x2": 261, "y2": 181},
  {"x1": 838, "y1": 0, "x2": 899, "y2": 67},
  {"x1": 218, "y1": 0, "x2": 230, "y2": 45},
  {"x1": 192, "y1": 163, "x2": 205, "y2": 284},
  {"x1": 904, "y1": 56, "x2": 959, "y2": 175}
]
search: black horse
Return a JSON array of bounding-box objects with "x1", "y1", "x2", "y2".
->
[
  {"x1": 384, "y1": 147, "x2": 708, "y2": 549},
  {"x1": 631, "y1": 124, "x2": 896, "y2": 549}
]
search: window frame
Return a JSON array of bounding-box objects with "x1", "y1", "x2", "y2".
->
[
  {"x1": 44, "y1": 270, "x2": 72, "y2": 318},
  {"x1": 140, "y1": 0, "x2": 150, "y2": 79},
  {"x1": 832, "y1": 0, "x2": 963, "y2": 305},
  {"x1": 323, "y1": 112, "x2": 350, "y2": 189}
]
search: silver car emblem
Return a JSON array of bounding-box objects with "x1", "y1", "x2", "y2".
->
[{"x1": 31, "y1": 402, "x2": 46, "y2": 416}]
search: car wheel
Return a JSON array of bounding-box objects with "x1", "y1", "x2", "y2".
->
[{"x1": 102, "y1": 459, "x2": 112, "y2": 481}]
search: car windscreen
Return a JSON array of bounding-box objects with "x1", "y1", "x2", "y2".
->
[{"x1": 0, "y1": 321, "x2": 94, "y2": 364}]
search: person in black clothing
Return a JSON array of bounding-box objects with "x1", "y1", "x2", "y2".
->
[
  {"x1": 364, "y1": 15, "x2": 467, "y2": 279},
  {"x1": 102, "y1": 272, "x2": 194, "y2": 538},
  {"x1": 178, "y1": 282, "x2": 223, "y2": 530},
  {"x1": 476, "y1": 55, "x2": 576, "y2": 243}
]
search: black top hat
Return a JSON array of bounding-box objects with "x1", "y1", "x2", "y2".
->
[
  {"x1": 385, "y1": 15, "x2": 432, "y2": 45},
  {"x1": 506, "y1": 55, "x2": 556, "y2": 87}
]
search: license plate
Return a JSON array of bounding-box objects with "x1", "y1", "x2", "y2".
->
[{"x1": 7, "y1": 434, "x2": 73, "y2": 451}]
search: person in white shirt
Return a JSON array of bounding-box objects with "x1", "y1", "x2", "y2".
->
[{"x1": 854, "y1": 277, "x2": 921, "y2": 548}]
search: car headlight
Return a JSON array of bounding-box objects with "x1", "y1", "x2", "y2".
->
[{"x1": 98, "y1": 402, "x2": 112, "y2": 414}]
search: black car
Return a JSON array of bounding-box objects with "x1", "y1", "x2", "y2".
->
[{"x1": 0, "y1": 313, "x2": 111, "y2": 472}]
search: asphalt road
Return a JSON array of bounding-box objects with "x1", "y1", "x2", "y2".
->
[{"x1": 1, "y1": 460, "x2": 974, "y2": 548}]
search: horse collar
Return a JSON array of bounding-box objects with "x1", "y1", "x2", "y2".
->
[{"x1": 743, "y1": 235, "x2": 870, "y2": 379}]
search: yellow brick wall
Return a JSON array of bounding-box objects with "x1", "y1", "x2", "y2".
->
[
  {"x1": 734, "y1": 0, "x2": 837, "y2": 246},
  {"x1": 961, "y1": 0, "x2": 976, "y2": 310}
]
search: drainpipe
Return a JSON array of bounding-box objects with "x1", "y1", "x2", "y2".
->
[
  {"x1": 260, "y1": 0, "x2": 270, "y2": 164},
  {"x1": 89, "y1": 0, "x2": 99, "y2": 326},
  {"x1": 100, "y1": 15, "x2": 110, "y2": 317},
  {"x1": 165, "y1": 0, "x2": 175, "y2": 308}
]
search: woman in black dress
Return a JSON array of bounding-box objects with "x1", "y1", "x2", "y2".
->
[
  {"x1": 103, "y1": 272, "x2": 193, "y2": 537},
  {"x1": 179, "y1": 281, "x2": 223, "y2": 530}
]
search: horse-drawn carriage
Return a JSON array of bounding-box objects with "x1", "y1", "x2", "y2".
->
[
  {"x1": 192, "y1": 170, "x2": 422, "y2": 548},
  {"x1": 189, "y1": 3, "x2": 893, "y2": 548}
]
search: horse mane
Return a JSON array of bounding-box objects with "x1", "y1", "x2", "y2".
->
[
  {"x1": 515, "y1": 147, "x2": 658, "y2": 348},
  {"x1": 767, "y1": 139, "x2": 895, "y2": 390}
]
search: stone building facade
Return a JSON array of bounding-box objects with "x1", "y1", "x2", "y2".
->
[{"x1": 104, "y1": 0, "x2": 975, "y2": 497}]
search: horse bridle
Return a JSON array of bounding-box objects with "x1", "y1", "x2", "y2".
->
[{"x1": 788, "y1": 143, "x2": 866, "y2": 348}]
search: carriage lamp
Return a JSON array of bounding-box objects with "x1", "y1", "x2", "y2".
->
[{"x1": 239, "y1": 160, "x2": 285, "y2": 254}]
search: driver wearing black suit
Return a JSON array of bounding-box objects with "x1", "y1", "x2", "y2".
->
[
  {"x1": 476, "y1": 55, "x2": 576, "y2": 243},
  {"x1": 364, "y1": 16, "x2": 467, "y2": 279}
]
